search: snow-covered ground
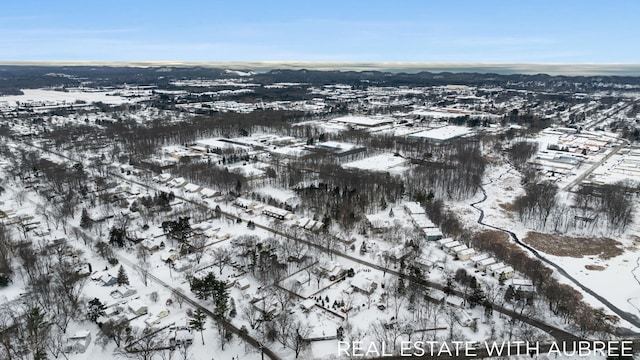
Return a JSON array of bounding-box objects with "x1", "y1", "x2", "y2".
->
[
  {"x1": 448, "y1": 162, "x2": 640, "y2": 333},
  {"x1": 0, "y1": 89, "x2": 137, "y2": 106},
  {"x1": 343, "y1": 153, "x2": 409, "y2": 173}
]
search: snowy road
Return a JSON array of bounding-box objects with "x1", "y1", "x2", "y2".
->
[{"x1": 21, "y1": 140, "x2": 586, "y2": 348}]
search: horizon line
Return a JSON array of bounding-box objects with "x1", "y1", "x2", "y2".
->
[{"x1": 2, "y1": 60, "x2": 640, "y2": 76}]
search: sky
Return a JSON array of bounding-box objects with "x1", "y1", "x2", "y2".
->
[{"x1": 1, "y1": 0, "x2": 639, "y2": 64}]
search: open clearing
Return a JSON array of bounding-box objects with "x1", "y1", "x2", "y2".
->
[{"x1": 524, "y1": 231, "x2": 624, "y2": 259}]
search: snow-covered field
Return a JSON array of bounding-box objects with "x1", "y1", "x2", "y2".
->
[
  {"x1": 343, "y1": 153, "x2": 409, "y2": 173},
  {"x1": 449, "y1": 162, "x2": 640, "y2": 333},
  {"x1": 0, "y1": 89, "x2": 136, "y2": 106}
]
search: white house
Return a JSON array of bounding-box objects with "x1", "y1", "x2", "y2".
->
[
  {"x1": 168, "y1": 177, "x2": 187, "y2": 188},
  {"x1": 200, "y1": 188, "x2": 221, "y2": 198},
  {"x1": 64, "y1": 330, "x2": 91, "y2": 354},
  {"x1": 492, "y1": 265, "x2": 514, "y2": 280},
  {"x1": 235, "y1": 278, "x2": 250, "y2": 290},
  {"x1": 442, "y1": 241, "x2": 462, "y2": 253},
  {"x1": 437, "y1": 238, "x2": 454, "y2": 247},
  {"x1": 486, "y1": 262, "x2": 506, "y2": 275},
  {"x1": 350, "y1": 274, "x2": 377, "y2": 295},
  {"x1": 424, "y1": 227, "x2": 444, "y2": 241},
  {"x1": 456, "y1": 248, "x2": 476, "y2": 261},
  {"x1": 476, "y1": 257, "x2": 496, "y2": 271},
  {"x1": 457, "y1": 309, "x2": 475, "y2": 327},
  {"x1": 511, "y1": 278, "x2": 535, "y2": 293},
  {"x1": 128, "y1": 300, "x2": 148, "y2": 316},
  {"x1": 470, "y1": 253, "x2": 490, "y2": 265},
  {"x1": 174, "y1": 328, "x2": 194, "y2": 346},
  {"x1": 183, "y1": 183, "x2": 202, "y2": 193},
  {"x1": 404, "y1": 202, "x2": 425, "y2": 215}
]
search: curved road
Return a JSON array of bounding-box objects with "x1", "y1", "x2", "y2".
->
[{"x1": 470, "y1": 183, "x2": 640, "y2": 334}]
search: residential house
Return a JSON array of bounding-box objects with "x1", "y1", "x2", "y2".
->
[
  {"x1": 350, "y1": 274, "x2": 377, "y2": 295},
  {"x1": 64, "y1": 330, "x2": 91, "y2": 354},
  {"x1": 470, "y1": 253, "x2": 490, "y2": 266},
  {"x1": 318, "y1": 262, "x2": 346, "y2": 281},
  {"x1": 436, "y1": 238, "x2": 454, "y2": 247},
  {"x1": 174, "y1": 328, "x2": 194, "y2": 346},
  {"x1": 511, "y1": 278, "x2": 535, "y2": 294},
  {"x1": 183, "y1": 183, "x2": 202, "y2": 194},
  {"x1": 492, "y1": 265, "x2": 514, "y2": 280},
  {"x1": 101, "y1": 275, "x2": 118, "y2": 287},
  {"x1": 200, "y1": 188, "x2": 221, "y2": 198},
  {"x1": 262, "y1": 205, "x2": 294, "y2": 221},
  {"x1": 128, "y1": 300, "x2": 148, "y2": 316},
  {"x1": 476, "y1": 257, "x2": 496, "y2": 271},
  {"x1": 235, "y1": 278, "x2": 250, "y2": 291},
  {"x1": 424, "y1": 228, "x2": 444, "y2": 241},
  {"x1": 456, "y1": 248, "x2": 476, "y2": 261},
  {"x1": 442, "y1": 241, "x2": 462, "y2": 253}
]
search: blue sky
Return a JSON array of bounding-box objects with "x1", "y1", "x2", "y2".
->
[{"x1": 1, "y1": 0, "x2": 638, "y2": 63}]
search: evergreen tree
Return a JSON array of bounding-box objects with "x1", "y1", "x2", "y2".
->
[
  {"x1": 188, "y1": 308, "x2": 207, "y2": 345},
  {"x1": 87, "y1": 297, "x2": 107, "y2": 323},
  {"x1": 80, "y1": 208, "x2": 92, "y2": 228},
  {"x1": 109, "y1": 227, "x2": 126, "y2": 247},
  {"x1": 214, "y1": 284, "x2": 228, "y2": 318},
  {"x1": 444, "y1": 277, "x2": 454, "y2": 296},
  {"x1": 117, "y1": 265, "x2": 129, "y2": 286},
  {"x1": 468, "y1": 285, "x2": 486, "y2": 308}
]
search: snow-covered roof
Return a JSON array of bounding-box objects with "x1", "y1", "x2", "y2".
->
[
  {"x1": 456, "y1": 248, "x2": 475, "y2": 256},
  {"x1": 470, "y1": 253, "x2": 489, "y2": 263},
  {"x1": 477, "y1": 258, "x2": 496, "y2": 266},
  {"x1": 331, "y1": 115, "x2": 393, "y2": 127},
  {"x1": 128, "y1": 299, "x2": 147, "y2": 312},
  {"x1": 200, "y1": 187, "x2": 220, "y2": 197},
  {"x1": 69, "y1": 330, "x2": 91, "y2": 339},
  {"x1": 183, "y1": 183, "x2": 202, "y2": 193},
  {"x1": 443, "y1": 241, "x2": 462, "y2": 249},
  {"x1": 404, "y1": 202, "x2": 425, "y2": 215},
  {"x1": 262, "y1": 205, "x2": 290, "y2": 217},
  {"x1": 437, "y1": 238, "x2": 454, "y2": 246},
  {"x1": 351, "y1": 274, "x2": 376, "y2": 293},
  {"x1": 408, "y1": 125, "x2": 471, "y2": 141},
  {"x1": 301, "y1": 298, "x2": 316, "y2": 310},
  {"x1": 487, "y1": 262, "x2": 507, "y2": 272}
]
